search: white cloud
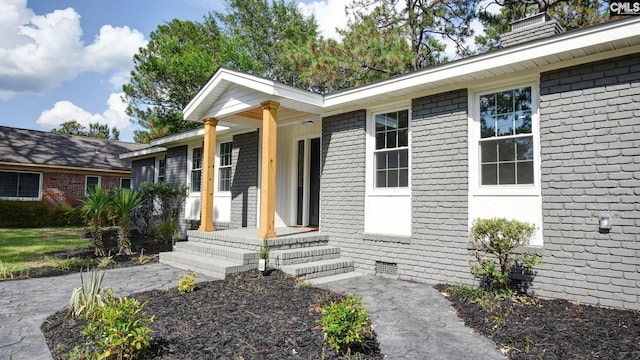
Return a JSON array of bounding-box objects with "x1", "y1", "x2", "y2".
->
[
  {"x1": 37, "y1": 92, "x2": 131, "y2": 134},
  {"x1": 298, "y1": 0, "x2": 352, "y2": 40},
  {"x1": 0, "y1": 0, "x2": 147, "y2": 100}
]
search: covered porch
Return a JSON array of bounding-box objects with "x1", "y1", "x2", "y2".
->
[{"x1": 183, "y1": 69, "x2": 325, "y2": 238}]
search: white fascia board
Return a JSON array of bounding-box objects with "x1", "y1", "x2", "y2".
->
[
  {"x1": 119, "y1": 146, "x2": 168, "y2": 160},
  {"x1": 184, "y1": 68, "x2": 324, "y2": 121},
  {"x1": 150, "y1": 128, "x2": 205, "y2": 146},
  {"x1": 323, "y1": 17, "x2": 640, "y2": 110}
]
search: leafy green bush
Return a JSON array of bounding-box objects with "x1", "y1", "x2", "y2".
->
[
  {"x1": 0, "y1": 200, "x2": 50, "y2": 227},
  {"x1": 81, "y1": 297, "x2": 154, "y2": 360},
  {"x1": 136, "y1": 182, "x2": 187, "y2": 242},
  {"x1": 68, "y1": 269, "x2": 114, "y2": 319},
  {"x1": 469, "y1": 218, "x2": 540, "y2": 296},
  {"x1": 317, "y1": 294, "x2": 373, "y2": 355},
  {"x1": 178, "y1": 272, "x2": 196, "y2": 293}
]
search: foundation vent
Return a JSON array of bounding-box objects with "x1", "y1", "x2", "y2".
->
[{"x1": 375, "y1": 261, "x2": 398, "y2": 277}]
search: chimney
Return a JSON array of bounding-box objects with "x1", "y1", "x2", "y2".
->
[{"x1": 500, "y1": 12, "x2": 564, "y2": 47}]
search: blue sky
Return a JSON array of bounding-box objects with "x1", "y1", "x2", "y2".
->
[{"x1": 0, "y1": 0, "x2": 350, "y2": 142}]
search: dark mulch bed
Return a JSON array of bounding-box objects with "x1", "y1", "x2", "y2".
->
[
  {"x1": 435, "y1": 284, "x2": 640, "y2": 360},
  {"x1": 42, "y1": 269, "x2": 382, "y2": 359},
  {"x1": 6, "y1": 229, "x2": 172, "y2": 280}
]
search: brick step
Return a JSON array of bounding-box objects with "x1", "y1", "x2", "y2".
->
[
  {"x1": 173, "y1": 241, "x2": 259, "y2": 265},
  {"x1": 308, "y1": 271, "x2": 365, "y2": 285},
  {"x1": 279, "y1": 258, "x2": 354, "y2": 280},
  {"x1": 159, "y1": 251, "x2": 255, "y2": 279},
  {"x1": 270, "y1": 246, "x2": 341, "y2": 267},
  {"x1": 186, "y1": 230, "x2": 330, "y2": 251}
]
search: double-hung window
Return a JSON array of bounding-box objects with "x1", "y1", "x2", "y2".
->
[
  {"x1": 85, "y1": 176, "x2": 100, "y2": 194},
  {"x1": 191, "y1": 147, "x2": 202, "y2": 192},
  {"x1": 374, "y1": 109, "x2": 409, "y2": 188},
  {"x1": 218, "y1": 142, "x2": 232, "y2": 192},
  {"x1": 0, "y1": 171, "x2": 41, "y2": 199},
  {"x1": 157, "y1": 157, "x2": 166, "y2": 183},
  {"x1": 479, "y1": 87, "x2": 534, "y2": 185}
]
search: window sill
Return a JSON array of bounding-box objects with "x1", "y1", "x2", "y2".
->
[
  {"x1": 471, "y1": 186, "x2": 540, "y2": 197},
  {"x1": 363, "y1": 233, "x2": 411, "y2": 244}
]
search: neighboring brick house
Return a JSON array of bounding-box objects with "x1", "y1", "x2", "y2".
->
[
  {"x1": 126, "y1": 16, "x2": 640, "y2": 309},
  {"x1": 0, "y1": 126, "x2": 145, "y2": 207}
]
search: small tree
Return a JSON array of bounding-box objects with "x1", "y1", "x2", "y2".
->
[
  {"x1": 110, "y1": 188, "x2": 145, "y2": 255},
  {"x1": 82, "y1": 186, "x2": 111, "y2": 256},
  {"x1": 136, "y1": 182, "x2": 187, "y2": 244},
  {"x1": 469, "y1": 218, "x2": 540, "y2": 295}
]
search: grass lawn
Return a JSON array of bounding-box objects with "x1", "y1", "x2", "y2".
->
[{"x1": 0, "y1": 227, "x2": 92, "y2": 276}]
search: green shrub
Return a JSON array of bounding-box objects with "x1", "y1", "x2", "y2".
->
[
  {"x1": 68, "y1": 269, "x2": 114, "y2": 319},
  {"x1": 81, "y1": 297, "x2": 154, "y2": 360},
  {"x1": 0, "y1": 200, "x2": 50, "y2": 227},
  {"x1": 178, "y1": 272, "x2": 196, "y2": 293},
  {"x1": 469, "y1": 218, "x2": 540, "y2": 296},
  {"x1": 136, "y1": 182, "x2": 187, "y2": 242},
  {"x1": 317, "y1": 294, "x2": 373, "y2": 355}
]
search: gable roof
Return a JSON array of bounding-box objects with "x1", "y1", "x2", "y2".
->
[
  {"x1": 184, "y1": 17, "x2": 640, "y2": 124},
  {"x1": 0, "y1": 126, "x2": 146, "y2": 172}
]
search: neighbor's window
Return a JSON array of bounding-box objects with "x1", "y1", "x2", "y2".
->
[
  {"x1": 85, "y1": 176, "x2": 101, "y2": 194},
  {"x1": 120, "y1": 178, "x2": 131, "y2": 189},
  {"x1": 0, "y1": 171, "x2": 41, "y2": 199},
  {"x1": 157, "y1": 157, "x2": 166, "y2": 183},
  {"x1": 479, "y1": 87, "x2": 534, "y2": 185},
  {"x1": 374, "y1": 109, "x2": 409, "y2": 188},
  {"x1": 191, "y1": 147, "x2": 202, "y2": 192},
  {"x1": 218, "y1": 142, "x2": 232, "y2": 192}
]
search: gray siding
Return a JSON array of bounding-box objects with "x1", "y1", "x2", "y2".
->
[
  {"x1": 410, "y1": 89, "x2": 471, "y2": 284},
  {"x1": 165, "y1": 146, "x2": 190, "y2": 236},
  {"x1": 131, "y1": 157, "x2": 154, "y2": 188},
  {"x1": 231, "y1": 131, "x2": 259, "y2": 228},
  {"x1": 320, "y1": 110, "x2": 368, "y2": 268},
  {"x1": 537, "y1": 53, "x2": 640, "y2": 309}
]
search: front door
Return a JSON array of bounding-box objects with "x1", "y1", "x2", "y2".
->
[{"x1": 296, "y1": 137, "x2": 321, "y2": 227}]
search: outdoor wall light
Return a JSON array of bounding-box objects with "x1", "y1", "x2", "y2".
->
[{"x1": 599, "y1": 214, "x2": 612, "y2": 231}]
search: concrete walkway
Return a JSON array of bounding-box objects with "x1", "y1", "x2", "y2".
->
[
  {"x1": 0, "y1": 264, "x2": 505, "y2": 360},
  {"x1": 320, "y1": 275, "x2": 506, "y2": 360}
]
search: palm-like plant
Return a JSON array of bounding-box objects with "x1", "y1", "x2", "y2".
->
[
  {"x1": 82, "y1": 186, "x2": 111, "y2": 256},
  {"x1": 111, "y1": 188, "x2": 145, "y2": 255}
]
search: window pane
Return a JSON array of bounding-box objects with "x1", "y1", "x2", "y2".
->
[
  {"x1": 480, "y1": 116, "x2": 496, "y2": 138},
  {"x1": 398, "y1": 129, "x2": 408, "y2": 147},
  {"x1": 388, "y1": 170, "x2": 398, "y2": 187},
  {"x1": 121, "y1": 179, "x2": 131, "y2": 189},
  {"x1": 376, "y1": 152, "x2": 386, "y2": 170},
  {"x1": 86, "y1": 177, "x2": 99, "y2": 193},
  {"x1": 399, "y1": 169, "x2": 408, "y2": 187},
  {"x1": 480, "y1": 94, "x2": 495, "y2": 115},
  {"x1": 376, "y1": 133, "x2": 385, "y2": 150},
  {"x1": 18, "y1": 173, "x2": 39, "y2": 198},
  {"x1": 375, "y1": 115, "x2": 386, "y2": 133},
  {"x1": 192, "y1": 148, "x2": 202, "y2": 169},
  {"x1": 499, "y1": 163, "x2": 516, "y2": 184},
  {"x1": 191, "y1": 170, "x2": 201, "y2": 192},
  {"x1": 399, "y1": 149, "x2": 408, "y2": 168},
  {"x1": 515, "y1": 87, "x2": 531, "y2": 111},
  {"x1": 517, "y1": 161, "x2": 534, "y2": 184},
  {"x1": 388, "y1": 150, "x2": 399, "y2": 168},
  {"x1": 498, "y1": 138, "x2": 515, "y2": 162},
  {"x1": 481, "y1": 140, "x2": 497, "y2": 163},
  {"x1": 0, "y1": 172, "x2": 18, "y2": 197},
  {"x1": 515, "y1": 111, "x2": 532, "y2": 134},
  {"x1": 496, "y1": 114, "x2": 513, "y2": 136},
  {"x1": 376, "y1": 170, "x2": 386, "y2": 188},
  {"x1": 398, "y1": 110, "x2": 408, "y2": 129},
  {"x1": 481, "y1": 164, "x2": 497, "y2": 185},
  {"x1": 386, "y1": 131, "x2": 396, "y2": 148},
  {"x1": 386, "y1": 112, "x2": 398, "y2": 130},
  {"x1": 516, "y1": 137, "x2": 534, "y2": 160},
  {"x1": 496, "y1": 90, "x2": 513, "y2": 114}
]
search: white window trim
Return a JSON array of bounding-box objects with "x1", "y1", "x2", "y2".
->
[
  {"x1": 85, "y1": 175, "x2": 101, "y2": 194},
  {"x1": 218, "y1": 141, "x2": 233, "y2": 193},
  {"x1": 366, "y1": 105, "x2": 412, "y2": 196},
  {"x1": 0, "y1": 171, "x2": 43, "y2": 201},
  {"x1": 469, "y1": 82, "x2": 542, "y2": 197},
  {"x1": 120, "y1": 178, "x2": 131, "y2": 189},
  {"x1": 187, "y1": 145, "x2": 203, "y2": 195},
  {"x1": 155, "y1": 155, "x2": 167, "y2": 183}
]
